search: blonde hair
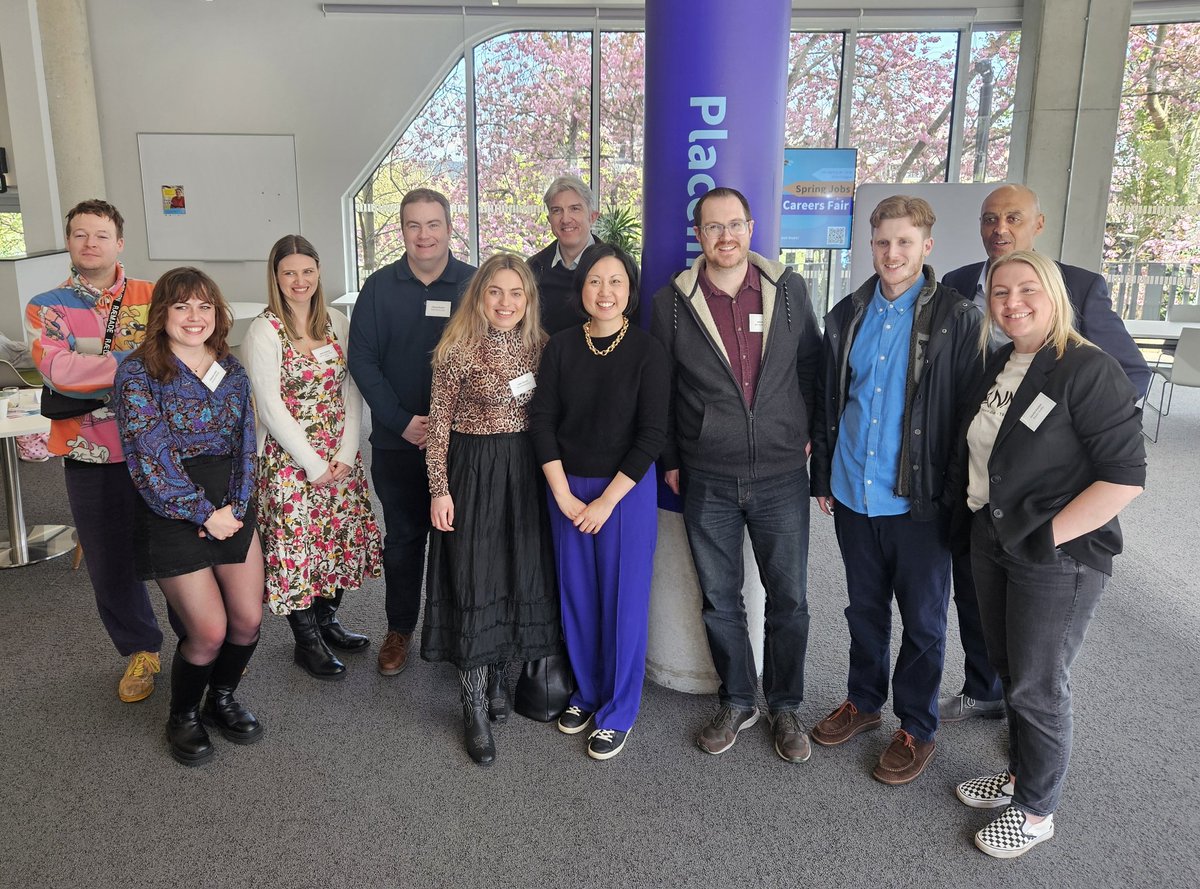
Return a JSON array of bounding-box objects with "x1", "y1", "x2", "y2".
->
[
  {"x1": 266, "y1": 234, "x2": 330, "y2": 342},
  {"x1": 981, "y1": 250, "x2": 1089, "y2": 358},
  {"x1": 433, "y1": 252, "x2": 545, "y2": 367}
]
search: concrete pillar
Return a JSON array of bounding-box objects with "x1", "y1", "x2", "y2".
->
[
  {"x1": 1008, "y1": 0, "x2": 1133, "y2": 267},
  {"x1": 640, "y1": 0, "x2": 791, "y2": 694},
  {"x1": 36, "y1": 0, "x2": 107, "y2": 209},
  {"x1": 0, "y1": 0, "x2": 63, "y2": 252}
]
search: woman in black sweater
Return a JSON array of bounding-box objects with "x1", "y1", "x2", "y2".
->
[{"x1": 528, "y1": 244, "x2": 669, "y2": 761}]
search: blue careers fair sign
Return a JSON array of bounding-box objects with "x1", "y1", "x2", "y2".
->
[{"x1": 780, "y1": 148, "x2": 857, "y2": 250}]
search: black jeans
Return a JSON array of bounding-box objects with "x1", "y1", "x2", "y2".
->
[
  {"x1": 64, "y1": 459, "x2": 162, "y2": 656},
  {"x1": 971, "y1": 509, "x2": 1107, "y2": 816},
  {"x1": 370, "y1": 446, "x2": 430, "y2": 634}
]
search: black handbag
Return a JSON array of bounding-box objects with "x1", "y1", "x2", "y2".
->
[
  {"x1": 513, "y1": 652, "x2": 576, "y2": 722},
  {"x1": 40, "y1": 283, "x2": 125, "y2": 421}
]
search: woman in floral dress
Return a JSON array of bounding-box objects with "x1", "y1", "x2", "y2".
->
[{"x1": 243, "y1": 235, "x2": 381, "y2": 680}]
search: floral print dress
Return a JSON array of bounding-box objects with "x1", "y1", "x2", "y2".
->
[{"x1": 256, "y1": 314, "x2": 381, "y2": 615}]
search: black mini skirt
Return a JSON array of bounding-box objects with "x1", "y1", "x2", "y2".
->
[{"x1": 133, "y1": 455, "x2": 258, "y2": 581}]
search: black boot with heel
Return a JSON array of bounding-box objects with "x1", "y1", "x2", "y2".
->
[
  {"x1": 286, "y1": 608, "x2": 346, "y2": 680},
  {"x1": 314, "y1": 589, "x2": 371, "y2": 652},
  {"x1": 460, "y1": 666, "x2": 496, "y2": 767},
  {"x1": 201, "y1": 638, "x2": 263, "y2": 744},
  {"x1": 167, "y1": 652, "x2": 215, "y2": 766}
]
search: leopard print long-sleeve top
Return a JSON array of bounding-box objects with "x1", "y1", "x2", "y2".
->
[{"x1": 426, "y1": 327, "x2": 542, "y2": 498}]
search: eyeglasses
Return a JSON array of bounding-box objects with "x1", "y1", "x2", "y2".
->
[{"x1": 700, "y1": 220, "x2": 750, "y2": 239}]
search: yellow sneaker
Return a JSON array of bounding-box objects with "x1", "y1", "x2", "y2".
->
[{"x1": 118, "y1": 651, "x2": 161, "y2": 703}]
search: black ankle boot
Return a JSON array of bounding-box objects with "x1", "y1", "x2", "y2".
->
[
  {"x1": 313, "y1": 590, "x2": 370, "y2": 652},
  {"x1": 460, "y1": 667, "x2": 495, "y2": 766},
  {"x1": 168, "y1": 652, "x2": 215, "y2": 766},
  {"x1": 487, "y1": 663, "x2": 511, "y2": 724},
  {"x1": 201, "y1": 638, "x2": 263, "y2": 744},
  {"x1": 286, "y1": 608, "x2": 346, "y2": 680}
]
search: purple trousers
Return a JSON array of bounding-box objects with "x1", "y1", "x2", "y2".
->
[{"x1": 547, "y1": 470, "x2": 657, "y2": 733}]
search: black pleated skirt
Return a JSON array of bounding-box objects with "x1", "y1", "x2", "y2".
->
[
  {"x1": 421, "y1": 432, "x2": 561, "y2": 671},
  {"x1": 133, "y1": 455, "x2": 257, "y2": 581}
]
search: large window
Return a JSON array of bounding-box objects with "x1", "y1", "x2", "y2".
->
[
  {"x1": 959, "y1": 30, "x2": 1021, "y2": 183},
  {"x1": 785, "y1": 32, "x2": 844, "y2": 149},
  {"x1": 353, "y1": 61, "x2": 468, "y2": 284},
  {"x1": 1106, "y1": 22, "x2": 1200, "y2": 319},
  {"x1": 851, "y1": 32, "x2": 958, "y2": 183}
]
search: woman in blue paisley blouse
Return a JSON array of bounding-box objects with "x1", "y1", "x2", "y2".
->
[{"x1": 115, "y1": 267, "x2": 264, "y2": 766}]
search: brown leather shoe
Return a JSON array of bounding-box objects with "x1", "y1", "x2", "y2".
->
[
  {"x1": 872, "y1": 729, "x2": 936, "y2": 785},
  {"x1": 810, "y1": 699, "x2": 882, "y2": 746},
  {"x1": 770, "y1": 710, "x2": 812, "y2": 763},
  {"x1": 377, "y1": 631, "x2": 412, "y2": 676}
]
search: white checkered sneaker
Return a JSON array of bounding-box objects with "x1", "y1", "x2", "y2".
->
[
  {"x1": 975, "y1": 806, "x2": 1054, "y2": 859},
  {"x1": 956, "y1": 772, "x2": 1015, "y2": 808}
]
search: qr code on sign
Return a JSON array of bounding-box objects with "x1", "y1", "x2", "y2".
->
[{"x1": 826, "y1": 226, "x2": 847, "y2": 246}]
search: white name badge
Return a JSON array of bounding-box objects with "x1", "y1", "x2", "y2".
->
[
  {"x1": 508, "y1": 372, "x2": 536, "y2": 398},
  {"x1": 425, "y1": 300, "x2": 452, "y2": 318},
  {"x1": 201, "y1": 361, "x2": 226, "y2": 392},
  {"x1": 312, "y1": 343, "x2": 339, "y2": 363},
  {"x1": 749, "y1": 313, "x2": 764, "y2": 334},
  {"x1": 1019, "y1": 392, "x2": 1056, "y2": 431}
]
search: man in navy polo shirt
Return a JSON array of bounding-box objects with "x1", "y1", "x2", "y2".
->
[
  {"x1": 810, "y1": 195, "x2": 983, "y2": 785},
  {"x1": 348, "y1": 188, "x2": 475, "y2": 677}
]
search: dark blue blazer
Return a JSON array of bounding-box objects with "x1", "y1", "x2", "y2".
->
[{"x1": 942, "y1": 260, "x2": 1151, "y2": 398}]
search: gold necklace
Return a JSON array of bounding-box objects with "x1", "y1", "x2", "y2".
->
[{"x1": 583, "y1": 317, "x2": 629, "y2": 357}]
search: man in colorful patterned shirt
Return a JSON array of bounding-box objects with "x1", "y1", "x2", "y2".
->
[{"x1": 25, "y1": 200, "x2": 163, "y2": 702}]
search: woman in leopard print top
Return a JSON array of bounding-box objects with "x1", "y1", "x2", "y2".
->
[{"x1": 421, "y1": 252, "x2": 562, "y2": 767}]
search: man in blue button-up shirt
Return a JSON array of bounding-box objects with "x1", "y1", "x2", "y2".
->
[{"x1": 810, "y1": 195, "x2": 984, "y2": 786}]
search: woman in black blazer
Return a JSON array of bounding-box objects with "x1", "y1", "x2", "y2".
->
[{"x1": 951, "y1": 250, "x2": 1145, "y2": 859}]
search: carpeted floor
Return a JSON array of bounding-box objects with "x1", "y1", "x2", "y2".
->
[{"x1": 2, "y1": 383, "x2": 1198, "y2": 889}]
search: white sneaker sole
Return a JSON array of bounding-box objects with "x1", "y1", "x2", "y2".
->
[
  {"x1": 587, "y1": 730, "x2": 628, "y2": 761},
  {"x1": 558, "y1": 713, "x2": 594, "y2": 736},
  {"x1": 956, "y1": 787, "x2": 1014, "y2": 808}
]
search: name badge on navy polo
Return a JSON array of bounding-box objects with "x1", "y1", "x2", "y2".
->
[{"x1": 425, "y1": 300, "x2": 452, "y2": 318}]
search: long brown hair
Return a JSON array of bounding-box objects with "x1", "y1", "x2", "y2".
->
[
  {"x1": 266, "y1": 234, "x2": 329, "y2": 342},
  {"x1": 133, "y1": 267, "x2": 232, "y2": 382},
  {"x1": 432, "y1": 252, "x2": 545, "y2": 367}
]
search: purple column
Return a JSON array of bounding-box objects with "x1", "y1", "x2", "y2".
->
[
  {"x1": 640, "y1": 0, "x2": 792, "y2": 694},
  {"x1": 641, "y1": 0, "x2": 792, "y2": 308}
]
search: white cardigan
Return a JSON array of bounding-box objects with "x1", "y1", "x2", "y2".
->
[{"x1": 242, "y1": 308, "x2": 363, "y2": 480}]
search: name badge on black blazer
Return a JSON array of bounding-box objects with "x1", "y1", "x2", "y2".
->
[{"x1": 1019, "y1": 393, "x2": 1056, "y2": 431}]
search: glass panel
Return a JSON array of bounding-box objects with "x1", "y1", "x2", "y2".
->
[
  {"x1": 851, "y1": 32, "x2": 958, "y2": 183},
  {"x1": 1106, "y1": 22, "x2": 1200, "y2": 320},
  {"x1": 598, "y1": 31, "x2": 645, "y2": 256},
  {"x1": 474, "y1": 31, "x2": 593, "y2": 257},
  {"x1": 959, "y1": 30, "x2": 1021, "y2": 183},
  {"x1": 785, "y1": 32, "x2": 844, "y2": 149},
  {"x1": 352, "y1": 60, "x2": 469, "y2": 288},
  {"x1": 0, "y1": 213, "x2": 26, "y2": 258}
]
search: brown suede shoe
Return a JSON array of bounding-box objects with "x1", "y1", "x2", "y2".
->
[
  {"x1": 770, "y1": 711, "x2": 812, "y2": 763},
  {"x1": 810, "y1": 699, "x2": 882, "y2": 746},
  {"x1": 872, "y1": 729, "x2": 936, "y2": 785},
  {"x1": 377, "y1": 631, "x2": 412, "y2": 676}
]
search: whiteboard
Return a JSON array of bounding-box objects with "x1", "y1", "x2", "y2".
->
[
  {"x1": 137, "y1": 133, "x2": 301, "y2": 261},
  {"x1": 848, "y1": 182, "x2": 1002, "y2": 293}
]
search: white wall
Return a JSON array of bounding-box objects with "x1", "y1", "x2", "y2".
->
[{"x1": 86, "y1": 0, "x2": 474, "y2": 300}]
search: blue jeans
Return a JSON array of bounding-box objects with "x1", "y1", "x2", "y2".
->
[
  {"x1": 971, "y1": 509, "x2": 1108, "y2": 817},
  {"x1": 681, "y1": 467, "x2": 811, "y2": 712}
]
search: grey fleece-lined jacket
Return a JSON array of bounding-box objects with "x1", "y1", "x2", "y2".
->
[
  {"x1": 650, "y1": 252, "x2": 821, "y2": 479},
  {"x1": 810, "y1": 267, "x2": 984, "y2": 521}
]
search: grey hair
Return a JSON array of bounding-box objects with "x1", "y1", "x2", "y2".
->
[{"x1": 543, "y1": 174, "x2": 597, "y2": 215}]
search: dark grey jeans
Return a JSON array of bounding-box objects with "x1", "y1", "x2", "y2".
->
[{"x1": 970, "y1": 509, "x2": 1108, "y2": 817}]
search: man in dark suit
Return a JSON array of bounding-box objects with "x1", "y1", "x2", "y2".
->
[{"x1": 938, "y1": 183, "x2": 1151, "y2": 723}]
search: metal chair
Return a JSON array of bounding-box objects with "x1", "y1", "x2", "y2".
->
[
  {"x1": 1166, "y1": 303, "x2": 1200, "y2": 322},
  {"x1": 1143, "y1": 326, "x2": 1200, "y2": 442}
]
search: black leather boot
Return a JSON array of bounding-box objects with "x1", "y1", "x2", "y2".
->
[
  {"x1": 460, "y1": 667, "x2": 495, "y2": 767},
  {"x1": 167, "y1": 652, "x2": 215, "y2": 766},
  {"x1": 487, "y1": 662, "x2": 511, "y2": 724},
  {"x1": 313, "y1": 589, "x2": 370, "y2": 652},
  {"x1": 286, "y1": 608, "x2": 346, "y2": 680},
  {"x1": 201, "y1": 638, "x2": 263, "y2": 744}
]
